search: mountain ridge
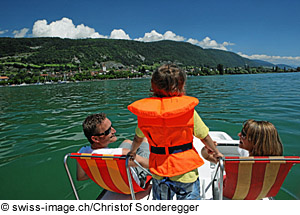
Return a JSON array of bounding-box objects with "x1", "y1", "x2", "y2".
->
[{"x1": 0, "y1": 37, "x2": 276, "y2": 68}]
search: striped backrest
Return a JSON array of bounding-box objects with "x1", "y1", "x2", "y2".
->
[
  {"x1": 223, "y1": 156, "x2": 300, "y2": 200},
  {"x1": 70, "y1": 153, "x2": 149, "y2": 194}
]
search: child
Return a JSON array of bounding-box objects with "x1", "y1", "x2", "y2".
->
[
  {"x1": 127, "y1": 64, "x2": 223, "y2": 200},
  {"x1": 202, "y1": 119, "x2": 283, "y2": 163},
  {"x1": 202, "y1": 119, "x2": 284, "y2": 200}
]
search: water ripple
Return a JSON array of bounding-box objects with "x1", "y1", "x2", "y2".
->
[{"x1": 1, "y1": 73, "x2": 300, "y2": 199}]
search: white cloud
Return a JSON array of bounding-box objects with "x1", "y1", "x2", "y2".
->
[
  {"x1": 223, "y1": 41, "x2": 235, "y2": 46},
  {"x1": 186, "y1": 38, "x2": 198, "y2": 45},
  {"x1": 134, "y1": 30, "x2": 185, "y2": 42},
  {"x1": 238, "y1": 52, "x2": 300, "y2": 65},
  {"x1": 19, "y1": 17, "x2": 299, "y2": 66},
  {"x1": 134, "y1": 30, "x2": 231, "y2": 51},
  {"x1": 0, "y1": 30, "x2": 8, "y2": 35},
  {"x1": 29, "y1": 17, "x2": 232, "y2": 53},
  {"x1": 163, "y1": 31, "x2": 185, "y2": 41},
  {"x1": 13, "y1": 28, "x2": 29, "y2": 38},
  {"x1": 187, "y1": 36, "x2": 234, "y2": 51},
  {"x1": 134, "y1": 30, "x2": 163, "y2": 42},
  {"x1": 109, "y1": 29, "x2": 130, "y2": 40},
  {"x1": 32, "y1": 17, "x2": 107, "y2": 39}
]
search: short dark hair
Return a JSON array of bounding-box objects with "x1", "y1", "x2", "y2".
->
[
  {"x1": 151, "y1": 64, "x2": 186, "y2": 97},
  {"x1": 82, "y1": 113, "x2": 106, "y2": 144}
]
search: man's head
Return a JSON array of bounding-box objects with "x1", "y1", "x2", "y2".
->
[{"x1": 82, "y1": 113, "x2": 117, "y2": 148}]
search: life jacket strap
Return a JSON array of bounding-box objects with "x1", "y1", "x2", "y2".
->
[
  {"x1": 158, "y1": 177, "x2": 190, "y2": 200},
  {"x1": 150, "y1": 142, "x2": 193, "y2": 155}
]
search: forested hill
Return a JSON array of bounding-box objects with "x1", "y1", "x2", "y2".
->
[{"x1": 0, "y1": 37, "x2": 264, "y2": 68}]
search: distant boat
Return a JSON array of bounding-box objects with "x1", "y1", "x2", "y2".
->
[
  {"x1": 35, "y1": 77, "x2": 43, "y2": 85},
  {"x1": 58, "y1": 73, "x2": 69, "y2": 84},
  {"x1": 58, "y1": 80, "x2": 67, "y2": 84},
  {"x1": 44, "y1": 75, "x2": 53, "y2": 84}
]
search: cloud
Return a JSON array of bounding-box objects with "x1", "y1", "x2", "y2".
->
[
  {"x1": 29, "y1": 18, "x2": 231, "y2": 52},
  {"x1": 238, "y1": 52, "x2": 300, "y2": 65},
  {"x1": 134, "y1": 30, "x2": 185, "y2": 42},
  {"x1": 0, "y1": 30, "x2": 8, "y2": 35},
  {"x1": 13, "y1": 28, "x2": 29, "y2": 38},
  {"x1": 134, "y1": 30, "x2": 163, "y2": 42},
  {"x1": 163, "y1": 31, "x2": 185, "y2": 41},
  {"x1": 32, "y1": 17, "x2": 107, "y2": 39},
  {"x1": 109, "y1": 29, "x2": 130, "y2": 40},
  {"x1": 18, "y1": 17, "x2": 299, "y2": 66},
  {"x1": 133, "y1": 30, "x2": 231, "y2": 51},
  {"x1": 187, "y1": 37, "x2": 234, "y2": 51}
]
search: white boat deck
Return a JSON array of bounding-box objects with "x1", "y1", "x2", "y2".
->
[{"x1": 195, "y1": 131, "x2": 240, "y2": 200}]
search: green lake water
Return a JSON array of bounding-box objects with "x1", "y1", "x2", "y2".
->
[{"x1": 0, "y1": 72, "x2": 300, "y2": 200}]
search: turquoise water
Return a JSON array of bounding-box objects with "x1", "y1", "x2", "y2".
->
[{"x1": 0, "y1": 72, "x2": 300, "y2": 200}]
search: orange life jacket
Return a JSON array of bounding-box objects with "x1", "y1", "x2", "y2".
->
[{"x1": 128, "y1": 96, "x2": 204, "y2": 177}]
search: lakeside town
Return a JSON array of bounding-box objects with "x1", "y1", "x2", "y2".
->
[
  {"x1": 1, "y1": 61, "x2": 299, "y2": 87},
  {"x1": 1, "y1": 38, "x2": 299, "y2": 87},
  {"x1": 0, "y1": 63, "x2": 146, "y2": 86}
]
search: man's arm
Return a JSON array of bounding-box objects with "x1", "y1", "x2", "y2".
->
[
  {"x1": 122, "y1": 146, "x2": 149, "y2": 169},
  {"x1": 135, "y1": 154, "x2": 149, "y2": 168},
  {"x1": 76, "y1": 162, "x2": 90, "y2": 181}
]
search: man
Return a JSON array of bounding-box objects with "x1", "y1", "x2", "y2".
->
[{"x1": 77, "y1": 113, "x2": 150, "y2": 186}]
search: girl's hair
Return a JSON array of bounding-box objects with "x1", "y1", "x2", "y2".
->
[
  {"x1": 151, "y1": 64, "x2": 186, "y2": 97},
  {"x1": 243, "y1": 119, "x2": 283, "y2": 156}
]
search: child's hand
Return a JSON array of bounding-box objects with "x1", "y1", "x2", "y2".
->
[
  {"x1": 206, "y1": 141, "x2": 218, "y2": 154},
  {"x1": 127, "y1": 150, "x2": 137, "y2": 161}
]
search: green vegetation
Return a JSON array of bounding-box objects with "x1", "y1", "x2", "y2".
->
[
  {"x1": 0, "y1": 37, "x2": 264, "y2": 68},
  {"x1": 0, "y1": 37, "x2": 299, "y2": 85}
]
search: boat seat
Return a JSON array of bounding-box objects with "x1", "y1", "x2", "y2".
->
[
  {"x1": 212, "y1": 156, "x2": 300, "y2": 200},
  {"x1": 64, "y1": 153, "x2": 152, "y2": 200}
]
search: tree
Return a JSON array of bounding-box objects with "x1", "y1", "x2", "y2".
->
[{"x1": 217, "y1": 64, "x2": 224, "y2": 75}]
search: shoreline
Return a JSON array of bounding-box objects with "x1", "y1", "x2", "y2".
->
[{"x1": 1, "y1": 71, "x2": 299, "y2": 88}]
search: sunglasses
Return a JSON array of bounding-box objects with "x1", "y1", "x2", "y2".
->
[
  {"x1": 95, "y1": 125, "x2": 112, "y2": 136},
  {"x1": 241, "y1": 128, "x2": 247, "y2": 139}
]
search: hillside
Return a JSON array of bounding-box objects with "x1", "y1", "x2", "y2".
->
[
  {"x1": 0, "y1": 37, "x2": 267, "y2": 69},
  {"x1": 252, "y1": 59, "x2": 274, "y2": 67},
  {"x1": 276, "y1": 64, "x2": 294, "y2": 69}
]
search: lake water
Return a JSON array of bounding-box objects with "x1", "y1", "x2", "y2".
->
[{"x1": 0, "y1": 72, "x2": 300, "y2": 200}]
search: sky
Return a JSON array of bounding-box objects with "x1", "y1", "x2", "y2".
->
[{"x1": 1, "y1": 0, "x2": 300, "y2": 67}]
